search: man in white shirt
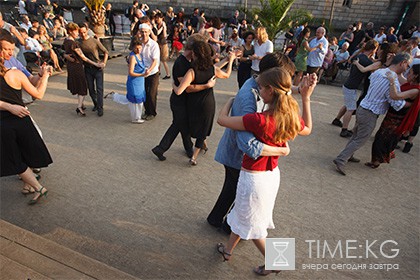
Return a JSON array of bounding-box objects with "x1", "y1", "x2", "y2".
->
[
  {"x1": 411, "y1": 26, "x2": 420, "y2": 39},
  {"x1": 19, "y1": 28, "x2": 42, "y2": 54},
  {"x1": 138, "y1": 23, "x2": 160, "y2": 120},
  {"x1": 18, "y1": 0, "x2": 28, "y2": 16},
  {"x1": 409, "y1": 37, "x2": 420, "y2": 59},
  {"x1": 20, "y1": 15, "x2": 32, "y2": 32}
]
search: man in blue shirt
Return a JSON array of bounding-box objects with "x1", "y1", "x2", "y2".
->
[
  {"x1": 306, "y1": 27, "x2": 328, "y2": 75},
  {"x1": 208, "y1": 52, "x2": 317, "y2": 233}
]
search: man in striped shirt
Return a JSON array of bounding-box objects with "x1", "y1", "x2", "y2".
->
[{"x1": 333, "y1": 53, "x2": 411, "y2": 175}]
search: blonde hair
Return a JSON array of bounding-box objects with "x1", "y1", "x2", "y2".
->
[
  {"x1": 256, "y1": 27, "x2": 269, "y2": 43},
  {"x1": 257, "y1": 67, "x2": 301, "y2": 143},
  {"x1": 38, "y1": 25, "x2": 47, "y2": 34}
]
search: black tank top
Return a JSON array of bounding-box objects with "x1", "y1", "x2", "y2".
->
[{"x1": 0, "y1": 74, "x2": 25, "y2": 107}]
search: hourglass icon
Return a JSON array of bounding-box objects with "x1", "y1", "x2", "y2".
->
[{"x1": 272, "y1": 241, "x2": 289, "y2": 266}]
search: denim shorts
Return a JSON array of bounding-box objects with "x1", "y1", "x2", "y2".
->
[{"x1": 342, "y1": 86, "x2": 357, "y2": 111}]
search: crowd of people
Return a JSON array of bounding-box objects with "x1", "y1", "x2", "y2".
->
[{"x1": 1, "y1": 1, "x2": 420, "y2": 275}]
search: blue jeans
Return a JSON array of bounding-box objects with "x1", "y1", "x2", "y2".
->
[{"x1": 85, "y1": 66, "x2": 104, "y2": 109}]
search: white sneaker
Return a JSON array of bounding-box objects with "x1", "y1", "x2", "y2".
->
[{"x1": 132, "y1": 119, "x2": 145, "y2": 124}]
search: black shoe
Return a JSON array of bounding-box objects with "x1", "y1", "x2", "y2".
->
[
  {"x1": 348, "y1": 156, "x2": 360, "y2": 163},
  {"x1": 186, "y1": 150, "x2": 194, "y2": 158},
  {"x1": 76, "y1": 107, "x2": 86, "y2": 116},
  {"x1": 402, "y1": 142, "x2": 413, "y2": 153},
  {"x1": 92, "y1": 106, "x2": 97, "y2": 112},
  {"x1": 340, "y1": 129, "x2": 353, "y2": 138},
  {"x1": 145, "y1": 115, "x2": 155, "y2": 121},
  {"x1": 97, "y1": 108, "x2": 104, "y2": 117},
  {"x1": 152, "y1": 146, "x2": 166, "y2": 161},
  {"x1": 221, "y1": 220, "x2": 232, "y2": 235},
  {"x1": 333, "y1": 159, "x2": 346, "y2": 176},
  {"x1": 162, "y1": 75, "x2": 171, "y2": 80},
  {"x1": 401, "y1": 135, "x2": 409, "y2": 141},
  {"x1": 332, "y1": 118, "x2": 343, "y2": 127},
  {"x1": 207, "y1": 217, "x2": 222, "y2": 228}
]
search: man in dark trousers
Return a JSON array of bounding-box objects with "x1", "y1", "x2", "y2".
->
[
  {"x1": 138, "y1": 23, "x2": 160, "y2": 120},
  {"x1": 151, "y1": 34, "x2": 216, "y2": 161},
  {"x1": 208, "y1": 52, "x2": 317, "y2": 233},
  {"x1": 78, "y1": 24, "x2": 108, "y2": 116}
]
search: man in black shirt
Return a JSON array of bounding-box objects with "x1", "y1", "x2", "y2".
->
[
  {"x1": 332, "y1": 40, "x2": 378, "y2": 137},
  {"x1": 399, "y1": 25, "x2": 417, "y2": 41},
  {"x1": 364, "y1": 22, "x2": 375, "y2": 41},
  {"x1": 349, "y1": 21, "x2": 365, "y2": 55},
  {"x1": 227, "y1": 10, "x2": 239, "y2": 37},
  {"x1": 189, "y1": 8, "x2": 199, "y2": 31},
  {"x1": 152, "y1": 34, "x2": 216, "y2": 161}
]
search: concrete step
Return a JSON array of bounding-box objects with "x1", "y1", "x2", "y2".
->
[{"x1": 0, "y1": 220, "x2": 137, "y2": 280}]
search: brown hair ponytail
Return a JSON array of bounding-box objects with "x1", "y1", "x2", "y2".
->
[{"x1": 257, "y1": 67, "x2": 301, "y2": 143}]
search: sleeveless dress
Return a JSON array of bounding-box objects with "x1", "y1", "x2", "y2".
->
[
  {"x1": 187, "y1": 66, "x2": 216, "y2": 139},
  {"x1": 126, "y1": 52, "x2": 146, "y2": 104},
  {"x1": 172, "y1": 32, "x2": 183, "y2": 51},
  {"x1": 237, "y1": 44, "x2": 254, "y2": 88},
  {"x1": 63, "y1": 38, "x2": 87, "y2": 96},
  {"x1": 0, "y1": 75, "x2": 53, "y2": 177},
  {"x1": 210, "y1": 28, "x2": 222, "y2": 53},
  {"x1": 294, "y1": 38, "x2": 309, "y2": 72}
]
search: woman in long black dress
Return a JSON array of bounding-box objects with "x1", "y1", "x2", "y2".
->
[
  {"x1": 173, "y1": 41, "x2": 237, "y2": 165},
  {"x1": 237, "y1": 31, "x2": 255, "y2": 88},
  {"x1": 0, "y1": 57, "x2": 52, "y2": 205}
]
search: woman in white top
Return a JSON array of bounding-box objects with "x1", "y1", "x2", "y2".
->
[
  {"x1": 374, "y1": 26, "x2": 387, "y2": 44},
  {"x1": 250, "y1": 27, "x2": 273, "y2": 73}
]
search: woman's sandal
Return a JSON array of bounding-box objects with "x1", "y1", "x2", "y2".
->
[
  {"x1": 189, "y1": 157, "x2": 198, "y2": 166},
  {"x1": 365, "y1": 162, "x2": 380, "y2": 169},
  {"x1": 21, "y1": 185, "x2": 35, "y2": 195},
  {"x1": 216, "y1": 243, "x2": 231, "y2": 262},
  {"x1": 28, "y1": 186, "x2": 48, "y2": 205},
  {"x1": 253, "y1": 265, "x2": 281, "y2": 276},
  {"x1": 202, "y1": 142, "x2": 208, "y2": 154}
]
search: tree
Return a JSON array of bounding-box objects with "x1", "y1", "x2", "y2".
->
[
  {"x1": 250, "y1": 0, "x2": 312, "y2": 40},
  {"x1": 83, "y1": 0, "x2": 106, "y2": 37}
]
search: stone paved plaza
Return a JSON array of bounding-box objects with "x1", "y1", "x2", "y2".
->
[{"x1": 1, "y1": 49, "x2": 419, "y2": 279}]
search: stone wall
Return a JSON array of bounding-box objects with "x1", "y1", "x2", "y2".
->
[
  {"x1": 64, "y1": 0, "x2": 416, "y2": 28},
  {"x1": 7, "y1": 0, "x2": 415, "y2": 32},
  {"x1": 290, "y1": 0, "x2": 417, "y2": 30}
]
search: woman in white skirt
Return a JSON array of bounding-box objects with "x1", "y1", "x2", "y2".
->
[
  {"x1": 105, "y1": 38, "x2": 150, "y2": 123},
  {"x1": 216, "y1": 67, "x2": 313, "y2": 275}
]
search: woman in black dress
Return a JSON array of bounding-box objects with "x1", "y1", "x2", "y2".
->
[
  {"x1": 173, "y1": 41, "x2": 237, "y2": 165},
  {"x1": 0, "y1": 57, "x2": 52, "y2": 205},
  {"x1": 237, "y1": 31, "x2": 255, "y2": 88}
]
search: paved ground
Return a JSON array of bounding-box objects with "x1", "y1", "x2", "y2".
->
[{"x1": 0, "y1": 39, "x2": 419, "y2": 279}]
